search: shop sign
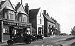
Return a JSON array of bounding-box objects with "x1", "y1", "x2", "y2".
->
[
  {"x1": 3, "y1": 28, "x2": 5, "y2": 33},
  {"x1": 27, "y1": 28, "x2": 30, "y2": 30}
]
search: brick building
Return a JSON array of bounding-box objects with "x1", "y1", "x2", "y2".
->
[
  {"x1": 15, "y1": 2, "x2": 32, "y2": 35},
  {"x1": 51, "y1": 17, "x2": 60, "y2": 35},
  {"x1": 43, "y1": 10, "x2": 56, "y2": 37},
  {"x1": 0, "y1": 0, "x2": 32, "y2": 42},
  {"x1": 29, "y1": 8, "x2": 44, "y2": 35}
]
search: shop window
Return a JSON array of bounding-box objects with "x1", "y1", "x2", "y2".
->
[{"x1": 3, "y1": 28, "x2": 9, "y2": 34}]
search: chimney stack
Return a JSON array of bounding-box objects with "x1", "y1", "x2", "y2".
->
[
  {"x1": 21, "y1": 0, "x2": 22, "y2": 4},
  {"x1": 17, "y1": 2, "x2": 20, "y2": 5},
  {"x1": 0, "y1": 2, "x2": 1, "y2": 9},
  {"x1": 43, "y1": 10, "x2": 46, "y2": 15},
  {"x1": 25, "y1": 3, "x2": 29, "y2": 14},
  {"x1": 47, "y1": 13, "x2": 49, "y2": 16}
]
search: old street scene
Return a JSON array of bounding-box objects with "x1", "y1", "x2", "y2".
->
[{"x1": 0, "y1": 0, "x2": 75, "y2": 46}]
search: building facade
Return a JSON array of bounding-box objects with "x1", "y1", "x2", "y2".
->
[
  {"x1": 29, "y1": 8, "x2": 44, "y2": 35},
  {"x1": 51, "y1": 18, "x2": 61, "y2": 35},
  {"x1": 43, "y1": 10, "x2": 56, "y2": 37},
  {"x1": 0, "y1": 0, "x2": 32, "y2": 42},
  {"x1": 0, "y1": 0, "x2": 15, "y2": 42},
  {"x1": 15, "y1": 2, "x2": 32, "y2": 35}
]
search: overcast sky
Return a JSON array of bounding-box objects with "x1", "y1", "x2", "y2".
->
[{"x1": 10, "y1": 0, "x2": 75, "y2": 34}]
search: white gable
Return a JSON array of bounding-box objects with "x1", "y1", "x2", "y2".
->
[
  {"x1": 17, "y1": 5, "x2": 25, "y2": 14},
  {"x1": 1, "y1": 0, "x2": 14, "y2": 11},
  {"x1": 37, "y1": 8, "x2": 44, "y2": 25}
]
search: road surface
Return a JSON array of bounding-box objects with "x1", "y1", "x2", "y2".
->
[{"x1": 1, "y1": 35, "x2": 75, "y2": 46}]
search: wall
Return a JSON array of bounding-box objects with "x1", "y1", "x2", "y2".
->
[
  {"x1": 44, "y1": 17, "x2": 47, "y2": 37},
  {"x1": 37, "y1": 10, "x2": 44, "y2": 35}
]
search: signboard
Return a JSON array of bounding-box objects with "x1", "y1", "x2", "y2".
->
[
  {"x1": 3, "y1": 28, "x2": 5, "y2": 33},
  {"x1": 27, "y1": 28, "x2": 30, "y2": 30}
]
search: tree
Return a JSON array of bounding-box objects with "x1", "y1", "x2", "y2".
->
[
  {"x1": 71, "y1": 26, "x2": 75, "y2": 35},
  {"x1": 71, "y1": 30, "x2": 75, "y2": 35}
]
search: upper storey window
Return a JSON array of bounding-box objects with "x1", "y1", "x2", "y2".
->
[
  {"x1": 3, "y1": 6, "x2": 15, "y2": 20},
  {"x1": 18, "y1": 13, "x2": 27, "y2": 23},
  {"x1": 8, "y1": 10, "x2": 15, "y2": 20}
]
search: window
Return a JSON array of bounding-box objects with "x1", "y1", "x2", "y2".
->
[
  {"x1": 18, "y1": 14, "x2": 27, "y2": 22},
  {"x1": 23, "y1": 17, "x2": 26, "y2": 22},
  {"x1": 9, "y1": 13, "x2": 13, "y2": 19},
  {"x1": 19, "y1": 17, "x2": 22, "y2": 22},
  {"x1": 22, "y1": 15, "x2": 27, "y2": 22},
  {"x1": 18, "y1": 14, "x2": 22, "y2": 22},
  {"x1": 8, "y1": 11, "x2": 15, "y2": 20},
  {"x1": 40, "y1": 19, "x2": 41, "y2": 24},
  {"x1": 4, "y1": 12, "x2": 8, "y2": 19},
  {"x1": 3, "y1": 26, "x2": 9, "y2": 34},
  {"x1": 3, "y1": 10, "x2": 8, "y2": 19},
  {"x1": 40, "y1": 13, "x2": 41, "y2": 17}
]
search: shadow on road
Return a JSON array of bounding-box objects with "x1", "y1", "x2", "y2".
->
[
  {"x1": 1, "y1": 43, "x2": 27, "y2": 46},
  {"x1": 1, "y1": 45, "x2": 9, "y2": 46},
  {"x1": 71, "y1": 42, "x2": 75, "y2": 46}
]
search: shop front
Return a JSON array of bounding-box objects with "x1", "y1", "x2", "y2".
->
[{"x1": 0, "y1": 20, "x2": 32, "y2": 42}]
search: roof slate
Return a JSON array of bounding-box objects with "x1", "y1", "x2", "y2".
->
[
  {"x1": 1, "y1": 1, "x2": 5, "y2": 5},
  {"x1": 0, "y1": 0, "x2": 15, "y2": 12},
  {"x1": 29, "y1": 8, "x2": 40, "y2": 19},
  {"x1": 43, "y1": 14, "x2": 55, "y2": 24},
  {"x1": 15, "y1": 3, "x2": 21, "y2": 11}
]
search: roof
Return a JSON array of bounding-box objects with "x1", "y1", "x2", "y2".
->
[
  {"x1": 15, "y1": 3, "x2": 27, "y2": 15},
  {"x1": 4, "y1": 6, "x2": 14, "y2": 10},
  {"x1": 19, "y1": 11, "x2": 27, "y2": 14},
  {"x1": 15, "y1": 3, "x2": 21, "y2": 11},
  {"x1": 29, "y1": 8, "x2": 40, "y2": 19},
  {"x1": 1, "y1": 1, "x2": 5, "y2": 5},
  {"x1": 43, "y1": 14, "x2": 55, "y2": 24},
  {"x1": 0, "y1": 0, "x2": 15, "y2": 12}
]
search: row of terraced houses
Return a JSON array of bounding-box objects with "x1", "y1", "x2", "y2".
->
[{"x1": 0, "y1": 0, "x2": 60, "y2": 42}]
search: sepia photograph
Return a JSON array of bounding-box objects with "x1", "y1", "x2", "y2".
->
[{"x1": 0, "y1": 0, "x2": 75, "y2": 46}]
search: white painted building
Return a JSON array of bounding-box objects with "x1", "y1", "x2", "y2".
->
[{"x1": 37, "y1": 8, "x2": 44, "y2": 35}]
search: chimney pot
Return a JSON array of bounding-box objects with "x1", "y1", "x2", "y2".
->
[
  {"x1": 21, "y1": 0, "x2": 22, "y2": 4},
  {"x1": 43, "y1": 10, "x2": 46, "y2": 15},
  {"x1": 17, "y1": 2, "x2": 20, "y2": 5},
  {"x1": 25, "y1": 3, "x2": 29, "y2": 14},
  {"x1": 25, "y1": 3, "x2": 28, "y2": 6}
]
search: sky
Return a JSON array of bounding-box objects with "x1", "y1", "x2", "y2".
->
[{"x1": 9, "y1": 0, "x2": 75, "y2": 34}]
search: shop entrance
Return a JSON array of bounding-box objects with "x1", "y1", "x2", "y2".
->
[{"x1": 38, "y1": 27, "x2": 43, "y2": 35}]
